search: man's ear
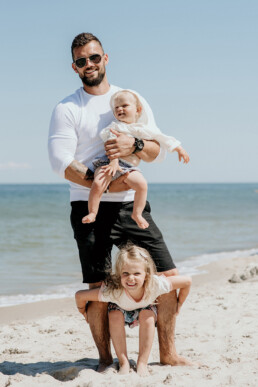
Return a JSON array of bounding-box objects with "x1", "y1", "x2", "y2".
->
[
  {"x1": 72, "y1": 63, "x2": 78, "y2": 74},
  {"x1": 104, "y1": 53, "x2": 109, "y2": 66}
]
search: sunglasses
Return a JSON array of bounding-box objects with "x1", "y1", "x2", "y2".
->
[{"x1": 74, "y1": 54, "x2": 104, "y2": 68}]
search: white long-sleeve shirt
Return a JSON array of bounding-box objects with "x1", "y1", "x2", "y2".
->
[{"x1": 48, "y1": 85, "x2": 165, "y2": 202}]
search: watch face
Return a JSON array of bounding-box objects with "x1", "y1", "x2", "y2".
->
[
  {"x1": 138, "y1": 139, "x2": 144, "y2": 150},
  {"x1": 133, "y1": 138, "x2": 144, "y2": 153}
]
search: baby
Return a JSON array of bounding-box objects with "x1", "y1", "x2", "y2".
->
[{"x1": 82, "y1": 90, "x2": 189, "y2": 229}]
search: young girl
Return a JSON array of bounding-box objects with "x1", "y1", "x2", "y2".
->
[
  {"x1": 82, "y1": 90, "x2": 189, "y2": 229},
  {"x1": 75, "y1": 244, "x2": 192, "y2": 376}
]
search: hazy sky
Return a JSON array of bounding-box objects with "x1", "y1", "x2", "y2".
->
[{"x1": 0, "y1": 0, "x2": 257, "y2": 183}]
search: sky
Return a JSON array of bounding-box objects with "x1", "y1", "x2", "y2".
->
[{"x1": 0, "y1": 0, "x2": 257, "y2": 184}]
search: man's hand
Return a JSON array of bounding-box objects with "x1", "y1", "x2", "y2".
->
[
  {"x1": 105, "y1": 129, "x2": 135, "y2": 160},
  {"x1": 175, "y1": 146, "x2": 190, "y2": 164}
]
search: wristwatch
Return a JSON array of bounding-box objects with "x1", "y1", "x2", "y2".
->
[{"x1": 132, "y1": 138, "x2": 144, "y2": 153}]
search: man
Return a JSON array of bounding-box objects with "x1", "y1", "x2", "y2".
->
[{"x1": 48, "y1": 32, "x2": 190, "y2": 371}]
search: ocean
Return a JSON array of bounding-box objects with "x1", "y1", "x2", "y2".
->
[{"x1": 0, "y1": 183, "x2": 258, "y2": 307}]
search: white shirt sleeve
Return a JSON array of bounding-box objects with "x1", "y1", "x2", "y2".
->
[
  {"x1": 153, "y1": 275, "x2": 172, "y2": 298},
  {"x1": 48, "y1": 103, "x2": 78, "y2": 178},
  {"x1": 98, "y1": 284, "x2": 121, "y2": 303}
]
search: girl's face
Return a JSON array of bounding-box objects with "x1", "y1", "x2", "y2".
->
[{"x1": 120, "y1": 260, "x2": 147, "y2": 294}]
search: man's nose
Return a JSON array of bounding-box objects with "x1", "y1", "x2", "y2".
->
[{"x1": 85, "y1": 58, "x2": 95, "y2": 67}]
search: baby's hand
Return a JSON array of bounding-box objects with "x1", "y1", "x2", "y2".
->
[
  {"x1": 101, "y1": 163, "x2": 122, "y2": 177},
  {"x1": 175, "y1": 146, "x2": 190, "y2": 164}
]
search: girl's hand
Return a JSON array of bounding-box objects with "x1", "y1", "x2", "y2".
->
[
  {"x1": 82, "y1": 310, "x2": 88, "y2": 323},
  {"x1": 176, "y1": 301, "x2": 182, "y2": 315},
  {"x1": 77, "y1": 306, "x2": 88, "y2": 323},
  {"x1": 175, "y1": 146, "x2": 190, "y2": 164}
]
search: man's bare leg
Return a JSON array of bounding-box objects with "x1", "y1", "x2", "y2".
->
[
  {"x1": 157, "y1": 269, "x2": 192, "y2": 366},
  {"x1": 87, "y1": 283, "x2": 113, "y2": 372}
]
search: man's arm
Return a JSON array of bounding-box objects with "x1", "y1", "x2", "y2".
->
[
  {"x1": 49, "y1": 103, "x2": 130, "y2": 191},
  {"x1": 64, "y1": 160, "x2": 129, "y2": 192},
  {"x1": 105, "y1": 129, "x2": 160, "y2": 162},
  {"x1": 64, "y1": 160, "x2": 92, "y2": 188},
  {"x1": 137, "y1": 139, "x2": 160, "y2": 162}
]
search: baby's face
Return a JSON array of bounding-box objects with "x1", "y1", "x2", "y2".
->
[{"x1": 113, "y1": 92, "x2": 139, "y2": 124}]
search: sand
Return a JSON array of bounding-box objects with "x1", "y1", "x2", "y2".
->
[{"x1": 0, "y1": 255, "x2": 258, "y2": 387}]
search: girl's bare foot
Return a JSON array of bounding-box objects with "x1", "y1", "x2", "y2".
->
[
  {"x1": 82, "y1": 212, "x2": 96, "y2": 223},
  {"x1": 137, "y1": 362, "x2": 149, "y2": 376},
  {"x1": 131, "y1": 214, "x2": 149, "y2": 229},
  {"x1": 118, "y1": 360, "x2": 130, "y2": 375}
]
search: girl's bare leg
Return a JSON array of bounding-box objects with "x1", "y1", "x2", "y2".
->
[
  {"x1": 82, "y1": 168, "x2": 112, "y2": 223},
  {"x1": 109, "y1": 310, "x2": 130, "y2": 375},
  {"x1": 124, "y1": 171, "x2": 148, "y2": 229},
  {"x1": 137, "y1": 309, "x2": 156, "y2": 376}
]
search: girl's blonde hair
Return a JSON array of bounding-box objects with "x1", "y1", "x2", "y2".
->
[{"x1": 104, "y1": 244, "x2": 157, "y2": 301}]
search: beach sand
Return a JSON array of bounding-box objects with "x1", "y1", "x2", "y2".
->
[{"x1": 0, "y1": 255, "x2": 257, "y2": 387}]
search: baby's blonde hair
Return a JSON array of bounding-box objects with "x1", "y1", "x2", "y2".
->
[
  {"x1": 110, "y1": 90, "x2": 142, "y2": 113},
  {"x1": 103, "y1": 244, "x2": 157, "y2": 301}
]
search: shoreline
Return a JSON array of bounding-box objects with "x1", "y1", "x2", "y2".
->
[
  {"x1": 0, "y1": 254, "x2": 257, "y2": 386},
  {"x1": 0, "y1": 254, "x2": 257, "y2": 325},
  {"x1": 1, "y1": 246, "x2": 257, "y2": 311}
]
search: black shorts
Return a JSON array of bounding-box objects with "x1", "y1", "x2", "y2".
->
[{"x1": 70, "y1": 201, "x2": 176, "y2": 283}]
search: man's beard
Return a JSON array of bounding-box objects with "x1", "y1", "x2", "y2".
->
[{"x1": 81, "y1": 68, "x2": 105, "y2": 87}]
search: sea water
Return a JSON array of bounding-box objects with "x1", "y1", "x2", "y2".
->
[{"x1": 0, "y1": 183, "x2": 258, "y2": 306}]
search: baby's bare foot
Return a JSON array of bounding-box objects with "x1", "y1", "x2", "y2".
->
[
  {"x1": 118, "y1": 361, "x2": 130, "y2": 375},
  {"x1": 137, "y1": 362, "x2": 149, "y2": 376},
  {"x1": 82, "y1": 213, "x2": 96, "y2": 223},
  {"x1": 131, "y1": 214, "x2": 149, "y2": 229}
]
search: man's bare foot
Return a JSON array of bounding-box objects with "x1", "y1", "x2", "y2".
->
[
  {"x1": 137, "y1": 362, "x2": 149, "y2": 376},
  {"x1": 82, "y1": 212, "x2": 96, "y2": 224},
  {"x1": 118, "y1": 360, "x2": 130, "y2": 375},
  {"x1": 161, "y1": 355, "x2": 194, "y2": 367},
  {"x1": 97, "y1": 360, "x2": 113, "y2": 373},
  {"x1": 131, "y1": 214, "x2": 149, "y2": 229}
]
